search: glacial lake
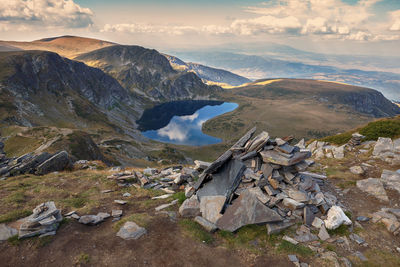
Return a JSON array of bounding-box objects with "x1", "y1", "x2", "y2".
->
[{"x1": 137, "y1": 100, "x2": 238, "y2": 146}]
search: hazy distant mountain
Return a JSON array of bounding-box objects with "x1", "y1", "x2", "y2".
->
[
  {"x1": 168, "y1": 50, "x2": 400, "y2": 101},
  {"x1": 0, "y1": 35, "x2": 116, "y2": 58},
  {"x1": 164, "y1": 54, "x2": 251, "y2": 86}
]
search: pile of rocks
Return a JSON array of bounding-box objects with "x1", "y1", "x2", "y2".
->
[
  {"x1": 306, "y1": 140, "x2": 346, "y2": 160},
  {"x1": 370, "y1": 207, "x2": 400, "y2": 235},
  {"x1": 107, "y1": 165, "x2": 200, "y2": 194},
  {"x1": 18, "y1": 202, "x2": 63, "y2": 239},
  {"x1": 348, "y1": 133, "x2": 365, "y2": 147},
  {"x1": 179, "y1": 127, "x2": 351, "y2": 234},
  {"x1": 0, "y1": 147, "x2": 71, "y2": 178}
]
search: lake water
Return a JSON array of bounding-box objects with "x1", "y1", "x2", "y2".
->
[{"x1": 137, "y1": 100, "x2": 238, "y2": 146}]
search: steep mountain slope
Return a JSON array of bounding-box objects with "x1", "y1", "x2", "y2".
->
[
  {"x1": 164, "y1": 54, "x2": 251, "y2": 86},
  {"x1": 0, "y1": 36, "x2": 115, "y2": 58},
  {"x1": 76, "y1": 45, "x2": 221, "y2": 102},
  {"x1": 0, "y1": 50, "x2": 143, "y2": 132},
  {"x1": 168, "y1": 51, "x2": 400, "y2": 101}
]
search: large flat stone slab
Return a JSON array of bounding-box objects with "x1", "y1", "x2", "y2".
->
[
  {"x1": 199, "y1": 196, "x2": 226, "y2": 224},
  {"x1": 260, "y1": 150, "x2": 311, "y2": 166},
  {"x1": 197, "y1": 159, "x2": 245, "y2": 201},
  {"x1": 381, "y1": 169, "x2": 400, "y2": 194},
  {"x1": 216, "y1": 188, "x2": 282, "y2": 232},
  {"x1": 357, "y1": 178, "x2": 389, "y2": 201}
]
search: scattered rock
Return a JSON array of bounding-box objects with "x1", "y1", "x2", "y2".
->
[
  {"x1": 288, "y1": 254, "x2": 299, "y2": 262},
  {"x1": 35, "y1": 151, "x2": 70, "y2": 175},
  {"x1": 356, "y1": 216, "x2": 370, "y2": 222},
  {"x1": 112, "y1": 210, "x2": 123, "y2": 218},
  {"x1": 155, "y1": 199, "x2": 178, "y2": 212},
  {"x1": 318, "y1": 225, "x2": 330, "y2": 241},
  {"x1": 114, "y1": 200, "x2": 127, "y2": 205},
  {"x1": 116, "y1": 221, "x2": 147, "y2": 240},
  {"x1": 381, "y1": 170, "x2": 400, "y2": 194},
  {"x1": 200, "y1": 196, "x2": 226, "y2": 224},
  {"x1": 349, "y1": 233, "x2": 365, "y2": 245},
  {"x1": 324, "y1": 206, "x2": 352, "y2": 230},
  {"x1": 350, "y1": 166, "x2": 364, "y2": 175},
  {"x1": 283, "y1": 235, "x2": 298, "y2": 245}
]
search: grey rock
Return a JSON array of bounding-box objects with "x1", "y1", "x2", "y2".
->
[
  {"x1": 97, "y1": 212, "x2": 110, "y2": 220},
  {"x1": 35, "y1": 151, "x2": 70, "y2": 175},
  {"x1": 283, "y1": 198, "x2": 305, "y2": 210},
  {"x1": 194, "y1": 160, "x2": 211, "y2": 170},
  {"x1": 112, "y1": 210, "x2": 123, "y2": 218},
  {"x1": 288, "y1": 255, "x2": 299, "y2": 262},
  {"x1": 356, "y1": 216, "x2": 370, "y2": 222},
  {"x1": 373, "y1": 137, "x2": 393, "y2": 156},
  {"x1": 114, "y1": 200, "x2": 127, "y2": 205},
  {"x1": 266, "y1": 220, "x2": 295, "y2": 234},
  {"x1": 246, "y1": 131, "x2": 269, "y2": 152},
  {"x1": 318, "y1": 225, "x2": 330, "y2": 241},
  {"x1": 179, "y1": 196, "x2": 200, "y2": 217},
  {"x1": 197, "y1": 159, "x2": 245, "y2": 201},
  {"x1": 287, "y1": 188, "x2": 309, "y2": 202},
  {"x1": 79, "y1": 215, "x2": 103, "y2": 225},
  {"x1": 312, "y1": 217, "x2": 324, "y2": 228},
  {"x1": 194, "y1": 216, "x2": 217, "y2": 232},
  {"x1": 349, "y1": 233, "x2": 365, "y2": 245},
  {"x1": 304, "y1": 206, "x2": 315, "y2": 226},
  {"x1": 122, "y1": 192, "x2": 131, "y2": 197},
  {"x1": 353, "y1": 251, "x2": 367, "y2": 262},
  {"x1": 116, "y1": 221, "x2": 147, "y2": 240},
  {"x1": 155, "y1": 199, "x2": 178, "y2": 212},
  {"x1": 381, "y1": 169, "x2": 400, "y2": 194},
  {"x1": 350, "y1": 166, "x2": 364, "y2": 175},
  {"x1": 200, "y1": 196, "x2": 226, "y2": 224},
  {"x1": 143, "y1": 168, "x2": 157, "y2": 175},
  {"x1": 356, "y1": 178, "x2": 389, "y2": 201},
  {"x1": 260, "y1": 150, "x2": 311, "y2": 166},
  {"x1": 217, "y1": 189, "x2": 282, "y2": 232},
  {"x1": 0, "y1": 224, "x2": 18, "y2": 241},
  {"x1": 324, "y1": 206, "x2": 352, "y2": 230}
]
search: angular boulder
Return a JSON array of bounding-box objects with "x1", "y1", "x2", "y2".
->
[
  {"x1": 216, "y1": 189, "x2": 282, "y2": 232},
  {"x1": 179, "y1": 196, "x2": 201, "y2": 217},
  {"x1": 373, "y1": 137, "x2": 393, "y2": 156},
  {"x1": 35, "y1": 151, "x2": 70, "y2": 175},
  {"x1": 324, "y1": 206, "x2": 352, "y2": 230},
  {"x1": 199, "y1": 196, "x2": 226, "y2": 224}
]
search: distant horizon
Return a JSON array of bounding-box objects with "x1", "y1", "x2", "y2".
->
[{"x1": 0, "y1": 0, "x2": 399, "y2": 57}]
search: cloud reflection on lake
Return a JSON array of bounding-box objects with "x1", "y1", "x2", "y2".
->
[{"x1": 142, "y1": 102, "x2": 238, "y2": 146}]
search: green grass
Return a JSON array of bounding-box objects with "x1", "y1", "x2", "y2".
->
[
  {"x1": 327, "y1": 225, "x2": 351, "y2": 236},
  {"x1": 113, "y1": 213, "x2": 153, "y2": 231},
  {"x1": 277, "y1": 240, "x2": 314, "y2": 257},
  {"x1": 76, "y1": 252, "x2": 90, "y2": 264},
  {"x1": 179, "y1": 219, "x2": 214, "y2": 244},
  {"x1": 172, "y1": 192, "x2": 186, "y2": 205},
  {"x1": 321, "y1": 132, "x2": 353, "y2": 145},
  {"x1": 7, "y1": 235, "x2": 20, "y2": 246},
  {"x1": 61, "y1": 197, "x2": 87, "y2": 208},
  {"x1": 0, "y1": 209, "x2": 32, "y2": 223}
]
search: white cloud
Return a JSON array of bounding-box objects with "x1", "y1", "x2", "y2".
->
[
  {"x1": 389, "y1": 10, "x2": 400, "y2": 31},
  {"x1": 180, "y1": 112, "x2": 199, "y2": 122},
  {"x1": 102, "y1": 23, "x2": 197, "y2": 36},
  {"x1": 0, "y1": 0, "x2": 93, "y2": 28},
  {"x1": 157, "y1": 121, "x2": 188, "y2": 142}
]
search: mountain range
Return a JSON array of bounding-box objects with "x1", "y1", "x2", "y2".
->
[{"x1": 0, "y1": 35, "x2": 399, "y2": 165}]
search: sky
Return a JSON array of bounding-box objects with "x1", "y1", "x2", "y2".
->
[{"x1": 0, "y1": 0, "x2": 400, "y2": 55}]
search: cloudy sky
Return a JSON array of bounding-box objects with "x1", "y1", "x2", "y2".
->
[{"x1": 0, "y1": 0, "x2": 400, "y2": 55}]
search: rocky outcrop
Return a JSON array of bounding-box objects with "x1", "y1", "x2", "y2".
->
[
  {"x1": 0, "y1": 150, "x2": 71, "y2": 178},
  {"x1": 76, "y1": 45, "x2": 222, "y2": 102}
]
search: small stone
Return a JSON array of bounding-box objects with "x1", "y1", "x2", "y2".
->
[
  {"x1": 155, "y1": 200, "x2": 178, "y2": 212},
  {"x1": 288, "y1": 254, "x2": 299, "y2": 262},
  {"x1": 283, "y1": 198, "x2": 305, "y2": 210},
  {"x1": 123, "y1": 192, "x2": 131, "y2": 197},
  {"x1": 112, "y1": 210, "x2": 123, "y2": 218},
  {"x1": 101, "y1": 190, "x2": 113, "y2": 194},
  {"x1": 349, "y1": 233, "x2": 365, "y2": 245},
  {"x1": 304, "y1": 206, "x2": 315, "y2": 226},
  {"x1": 350, "y1": 166, "x2": 364, "y2": 175},
  {"x1": 79, "y1": 215, "x2": 103, "y2": 225},
  {"x1": 353, "y1": 251, "x2": 367, "y2": 262},
  {"x1": 283, "y1": 235, "x2": 299, "y2": 245},
  {"x1": 152, "y1": 194, "x2": 173, "y2": 200},
  {"x1": 318, "y1": 225, "x2": 330, "y2": 241},
  {"x1": 116, "y1": 221, "x2": 147, "y2": 240},
  {"x1": 356, "y1": 216, "x2": 370, "y2": 222},
  {"x1": 97, "y1": 212, "x2": 110, "y2": 220},
  {"x1": 114, "y1": 200, "x2": 127, "y2": 205},
  {"x1": 312, "y1": 217, "x2": 324, "y2": 228}
]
